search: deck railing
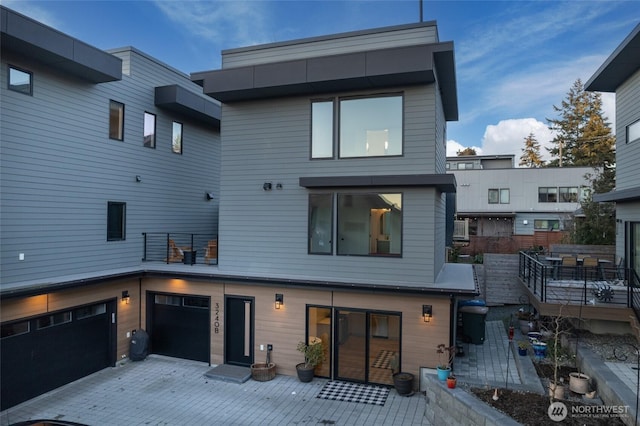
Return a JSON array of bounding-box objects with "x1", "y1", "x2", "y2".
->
[
  {"x1": 142, "y1": 233, "x2": 218, "y2": 265},
  {"x1": 518, "y1": 251, "x2": 635, "y2": 308}
]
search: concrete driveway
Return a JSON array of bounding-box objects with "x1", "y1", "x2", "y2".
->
[{"x1": 1, "y1": 355, "x2": 429, "y2": 426}]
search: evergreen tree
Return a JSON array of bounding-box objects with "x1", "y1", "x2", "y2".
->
[
  {"x1": 571, "y1": 169, "x2": 615, "y2": 245},
  {"x1": 546, "y1": 79, "x2": 615, "y2": 169},
  {"x1": 519, "y1": 132, "x2": 544, "y2": 167},
  {"x1": 457, "y1": 147, "x2": 477, "y2": 156}
]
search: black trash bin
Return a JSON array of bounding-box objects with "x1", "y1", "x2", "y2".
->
[
  {"x1": 130, "y1": 329, "x2": 149, "y2": 361},
  {"x1": 459, "y1": 305, "x2": 489, "y2": 345}
]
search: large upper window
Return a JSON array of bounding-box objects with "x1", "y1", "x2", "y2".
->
[
  {"x1": 8, "y1": 66, "x2": 32, "y2": 95},
  {"x1": 311, "y1": 94, "x2": 403, "y2": 159},
  {"x1": 559, "y1": 187, "x2": 578, "y2": 202},
  {"x1": 488, "y1": 188, "x2": 510, "y2": 204},
  {"x1": 628, "y1": 119, "x2": 640, "y2": 144},
  {"x1": 172, "y1": 121, "x2": 183, "y2": 154},
  {"x1": 109, "y1": 100, "x2": 124, "y2": 140},
  {"x1": 143, "y1": 112, "x2": 156, "y2": 148},
  {"x1": 309, "y1": 194, "x2": 333, "y2": 254},
  {"x1": 337, "y1": 193, "x2": 402, "y2": 256},
  {"x1": 538, "y1": 187, "x2": 557, "y2": 203},
  {"x1": 107, "y1": 201, "x2": 126, "y2": 241}
]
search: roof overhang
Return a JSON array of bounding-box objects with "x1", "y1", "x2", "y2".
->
[
  {"x1": 585, "y1": 23, "x2": 640, "y2": 92},
  {"x1": 593, "y1": 187, "x2": 640, "y2": 203},
  {"x1": 299, "y1": 174, "x2": 456, "y2": 193},
  {"x1": 155, "y1": 85, "x2": 221, "y2": 127},
  {"x1": 456, "y1": 212, "x2": 516, "y2": 218},
  {"x1": 192, "y1": 42, "x2": 458, "y2": 121},
  {"x1": 0, "y1": 6, "x2": 122, "y2": 83}
]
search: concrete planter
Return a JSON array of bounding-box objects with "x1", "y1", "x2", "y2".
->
[{"x1": 569, "y1": 372, "x2": 590, "y2": 394}]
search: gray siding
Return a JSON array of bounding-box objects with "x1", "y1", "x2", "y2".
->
[
  {"x1": 0, "y1": 49, "x2": 220, "y2": 285},
  {"x1": 616, "y1": 68, "x2": 640, "y2": 191},
  {"x1": 222, "y1": 24, "x2": 439, "y2": 68},
  {"x1": 218, "y1": 84, "x2": 442, "y2": 285}
]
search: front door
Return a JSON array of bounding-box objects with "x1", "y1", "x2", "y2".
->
[{"x1": 225, "y1": 296, "x2": 254, "y2": 366}]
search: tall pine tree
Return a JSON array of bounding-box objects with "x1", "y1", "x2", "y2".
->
[{"x1": 519, "y1": 132, "x2": 544, "y2": 167}]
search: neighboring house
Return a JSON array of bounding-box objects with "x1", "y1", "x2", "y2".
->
[
  {"x1": 1, "y1": 7, "x2": 474, "y2": 410},
  {"x1": 0, "y1": 6, "x2": 220, "y2": 409},
  {"x1": 447, "y1": 155, "x2": 592, "y2": 245},
  {"x1": 192, "y1": 20, "x2": 475, "y2": 387},
  {"x1": 587, "y1": 23, "x2": 640, "y2": 276}
]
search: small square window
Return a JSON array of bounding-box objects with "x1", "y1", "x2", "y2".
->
[
  {"x1": 109, "y1": 100, "x2": 124, "y2": 141},
  {"x1": 107, "y1": 201, "x2": 126, "y2": 241},
  {"x1": 172, "y1": 121, "x2": 183, "y2": 154},
  {"x1": 143, "y1": 112, "x2": 156, "y2": 148},
  {"x1": 8, "y1": 66, "x2": 32, "y2": 95}
]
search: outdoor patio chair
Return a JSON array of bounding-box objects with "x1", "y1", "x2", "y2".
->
[
  {"x1": 581, "y1": 257, "x2": 601, "y2": 280},
  {"x1": 204, "y1": 239, "x2": 218, "y2": 264},
  {"x1": 560, "y1": 256, "x2": 577, "y2": 279},
  {"x1": 165, "y1": 239, "x2": 184, "y2": 263}
]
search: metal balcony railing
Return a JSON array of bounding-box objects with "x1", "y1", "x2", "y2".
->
[{"x1": 142, "y1": 233, "x2": 218, "y2": 265}]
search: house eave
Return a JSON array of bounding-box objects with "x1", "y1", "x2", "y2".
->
[
  {"x1": 0, "y1": 5, "x2": 122, "y2": 83},
  {"x1": 155, "y1": 85, "x2": 221, "y2": 127},
  {"x1": 299, "y1": 174, "x2": 456, "y2": 193},
  {"x1": 593, "y1": 187, "x2": 640, "y2": 203}
]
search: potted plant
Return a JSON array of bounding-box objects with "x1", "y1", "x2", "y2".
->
[
  {"x1": 436, "y1": 343, "x2": 455, "y2": 381},
  {"x1": 446, "y1": 373, "x2": 457, "y2": 389},
  {"x1": 517, "y1": 341, "x2": 528, "y2": 356},
  {"x1": 389, "y1": 354, "x2": 414, "y2": 396},
  {"x1": 295, "y1": 340, "x2": 325, "y2": 383},
  {"x1": 516, "y1": 309, "x2": 536, "y2": 334}
]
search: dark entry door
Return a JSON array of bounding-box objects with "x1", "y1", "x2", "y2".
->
[
  {"x1": 1, "y1": 301, "x2": 116, "y2": 410},
  {"x1": 225, "y1": 296, "x2": 253, "y2": 366},
  {"x1": 150, "y1": 294, "x2": 210, "y2": 363}
]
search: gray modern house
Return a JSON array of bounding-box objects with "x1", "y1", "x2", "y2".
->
[
  {"x1": 587, "y1": 23, "x2": 640, "y2": 277},
  {"x1": 1, "y1": 6, "x2": 475, "y2": 409}
]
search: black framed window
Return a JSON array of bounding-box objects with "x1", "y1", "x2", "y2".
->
[
  {"x1": 559, "y1": 187, "x2": 578, "y2": 202},
  {"x1": 627, "y1": 119, "x2": 640, "y2": 144},
  {"x1": 534, "y1": 219, "x2": 560, "y2": 230},
  {"x1": 143, "y1": 112, "x2": 156, "y2": 148},
  {"x1": 107, "y1": 201, "x2": 126, "y2": 241},
  {"x1": 488, "y1": 188, "x2": 509, "y2": 204},
  {"x1": 538, "y1": 187, "x2": 557, "y2": 203},
  {"x1": 109, "y1": 100, "x2": 124, "y2": 141},
  {"x1": 172, "y1": 121, "x2": 183, "y2": 154},
  {"x1": 309, "y1": 194, "x2": 333, "y2": 254},
  {"x1": 8, "y1": 66, "x2": 32, "y2": 95}
]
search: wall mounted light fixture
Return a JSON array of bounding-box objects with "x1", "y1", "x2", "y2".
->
[
  {"x1": 122, "y1": 290, "x2": 130, "y2": 304},
  {"x1": 135, "y1": 175, "x2": 142, "y2": 182},
  {"x1": 206, "y1": 192, "x2": 215, "y2": 200},
  {"x1": 276, "y1": 183, "x2": 283, "y2": 190},
  {"x1": 263, "y1": 182, "x2": 272, "y2": 191},
  {"x1": 275, "y1": 293, "x2": 284, "y2": 309},
  {"x1": 422, "y1": 305, "x2": 432, "y2": 323}
]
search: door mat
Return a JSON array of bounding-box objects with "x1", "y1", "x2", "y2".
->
[
  {"x1": 316, "y1": 381, "x2": 389, "y2": 406},
  {"x1": 371, "y1": 350, "x2": 397, "y2": 369}
]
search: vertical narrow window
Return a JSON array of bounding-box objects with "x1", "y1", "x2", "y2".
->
[
  {"x1": 8, "y1": 66, "x2": 32, "y2": 95},
  {"x1": 109, "y1": 100, "x2": 124, "y2": 141},
  {"x1": 500, "y1": 188, "x2": 510, "y2": 204},
  {"x1": 143, "y1": 112, "x2": 156, "y2": 148},
  {"x1": 311, "y1": 101, "x2": 334, "y2": 158},
  {"x1": 107, "y1": 201, "x2": 126, "y2": 241},
  {"x1": 309, "y1": 194, "x2": 333, "y2": 254},
  {"x1": 172, "y1": 121, "x2": 183, "y2": 154},
  {"x1": 488, "y1": 189, "x2": 499, "y2": 204}
]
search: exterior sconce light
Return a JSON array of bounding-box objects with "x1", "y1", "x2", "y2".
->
[
  {"x1": 523, "y1": 220, "x2": 528, "y2": 225},
  {"x1": 135, "y1": 175, "x2": 142, "y2": 182},
  {"x1": 422, "y1": 305, "x2": 432, "y2": 323},
  {"x1": 205, "y1": 192, "x2": 214, "y2": 200},
  {"x1": 275, "y1": 293, "x2": 284, "y2": 309},
  {"x1": 263, "y1": 182, "x2": 272, "y2": 191},
  {"x1": 276, "y1": 183, "x2": 283, "y2": 190},
  {"x1": 122, "y1": 290, "x2": 130, "y2": 304}
]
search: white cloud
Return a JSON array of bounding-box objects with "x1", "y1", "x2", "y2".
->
[
  {"x1": 480, "y1": 118, "x2": 555, "y2": 165},
  {"x1": 446, "y1": 140, "x2": 482, "y2": 157}
]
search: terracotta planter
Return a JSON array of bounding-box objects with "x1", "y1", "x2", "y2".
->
[
  {"x1": 446, "y1": 376, "x2": 457, "y2": 389},
  {"x1": 569, "y1": 372, "x2": 590, "y2": 394}
]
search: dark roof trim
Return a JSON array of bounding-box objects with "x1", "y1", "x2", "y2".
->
[
  {"x1": 585, "y1": 23, "x2": 640, "y2": 92},
  {"x1": 155, "y1": 85, "x2": 221, "y2": 127},
  {"x1": 193, "y1": 42, "x2": 458, "y2": 121},
  {"x1": 0, "y1": 268, "x2": 475, "y2": 300},
  {"x1": 0, "y1": 6, "x2": 122, "y2": 83},
  {"x1": 456, "y1": 212, "x2": 516, "y2": 218},
  {"x1": 299, "y1": 174, "x2": 456, "y2": 192},
  {"x1": 593, "y1": 187, "x2": 640, "y2": 203}
]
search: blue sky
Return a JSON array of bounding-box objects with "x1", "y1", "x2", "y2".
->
[{"x1": 6, "y1": 0, "x2": 639, "y2": 161}]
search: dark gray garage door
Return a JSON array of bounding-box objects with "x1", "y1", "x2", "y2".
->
[
  {"x1": 149, "y1": 293, "x2": 210, "y2": 363},
  {"x1": 0, "y1": 301, "x2": 116, "y2": 410}
]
